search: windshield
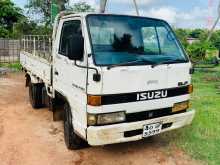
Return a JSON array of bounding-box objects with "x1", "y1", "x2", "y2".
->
[{"x1": 87, "y1": 15, "x2": 188, "y2": 66}]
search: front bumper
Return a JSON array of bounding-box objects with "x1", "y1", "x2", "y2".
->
[{"x1": 87, "y1": 110, "x2": 195, "y2": 146}]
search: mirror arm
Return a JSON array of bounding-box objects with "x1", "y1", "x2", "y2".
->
[{"x1": 74, "y1": 61, "x2": 101, "y2": 82}]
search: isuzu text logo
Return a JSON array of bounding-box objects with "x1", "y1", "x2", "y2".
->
[{"x1": 137, "y1": 90, "x2": 168, "y2": 101}]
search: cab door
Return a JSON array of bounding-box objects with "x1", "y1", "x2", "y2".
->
[{"x1": 53, "y1": 18, "x2": 88, "y2": 138}]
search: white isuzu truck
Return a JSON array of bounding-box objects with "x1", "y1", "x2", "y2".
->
[{"x1": 20, "y1": 12, "x2": 195, "y2": 150}]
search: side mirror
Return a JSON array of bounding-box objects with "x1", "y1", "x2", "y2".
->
[{"x1": 67, "y1": 34, "x2": 84, "y2": 61}]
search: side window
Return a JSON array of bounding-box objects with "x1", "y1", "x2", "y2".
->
[{"x1": 59, "y1": 20, "x2": 82, "y2": 56}]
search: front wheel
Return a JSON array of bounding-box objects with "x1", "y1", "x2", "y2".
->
[{"x1": 63, "y1": 103, "x2": 84, "y2": 150}]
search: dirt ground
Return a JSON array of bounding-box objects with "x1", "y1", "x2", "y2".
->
[{"x1": 0, "y1": 72, "x2": 202, "y2": 165}]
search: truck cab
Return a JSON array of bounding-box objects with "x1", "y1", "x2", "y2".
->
[{"x1": 20, "y1": 12, "x2": 195, "y2": 149}]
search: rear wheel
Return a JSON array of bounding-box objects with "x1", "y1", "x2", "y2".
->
[
  {"x1": 29, "y1": 82, "x2": 43, "y2": 109},
  {"x1": 63, "y1": 103, "x2": 84, "y2": 150}
]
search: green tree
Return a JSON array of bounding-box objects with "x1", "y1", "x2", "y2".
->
[
  {"x1": 12, "y1": 18, "x2": 52, "y2": 38},
  {"x1": 174, "y1": 28, "x2": 189, "y2": 48},
  {"x1": 210, "y1": 30, "x2": 220, "y2": 49},
  {"x1": 0, "y1": 0, "x2": 23, "y2": 38},
  {"x1": 0, "y1": 27, "x2": 9, "y2": 38},
  {"x1": 189, "y1": 29, "x2": 204, "y2": 38},
  {"x1": 186, "y1": 41, "x2": 213, "y2": 62},
  {"x1": 70, "y1": 2, "x2": 95, "y2": 13},
  {"x1": 23, "y1": 1, "x2": 95, "y2": 36},
  {"x1": 198, "y1": 30, "x2": 208, "y2": 42},
  {"x1": 26, "y1": 1, "x2": 94, "y2": 26},
  {"x1": 25, "y1": 0, "x2": 68, "y2": 26}
]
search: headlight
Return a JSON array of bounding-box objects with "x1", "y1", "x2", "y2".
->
[
  {"x1": 172, "y1": 101, "x2": 189, "y2": 113},
  {"x1": 87, "y1": 112, "x2": 126, "y2": 126},
  {"x1": 87, "y1": 114, "x2": 97, "y2": 126},
  {"x1": 97, "y1": 112, "x2": 126, "y2": 125}
]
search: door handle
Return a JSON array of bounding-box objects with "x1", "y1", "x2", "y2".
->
[{"x1": 54, "y1": 70, "x2": 59, "y2": 75}]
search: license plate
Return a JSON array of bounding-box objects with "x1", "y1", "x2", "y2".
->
[{"x1": 143, "y1": 122, "x2": 162, "y2": 138}]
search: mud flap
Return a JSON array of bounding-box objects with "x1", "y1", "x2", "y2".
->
[{"x1": 49, "y1": 98, "x2": 64, "y2": 121}]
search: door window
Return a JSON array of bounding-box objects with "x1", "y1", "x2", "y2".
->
[{"x1": 59, "y1": 20, "x2": 82, "y2": 56}]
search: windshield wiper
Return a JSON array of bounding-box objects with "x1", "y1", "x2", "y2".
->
[
  {"x1": 152, "y1": 59, "x2": 188, "y2": 68},
  {"x1": 107, "y1": 59, "x2": 154, "y2": 70}
]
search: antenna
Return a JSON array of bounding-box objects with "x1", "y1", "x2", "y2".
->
[
  {"x1": 207, "y1": 0, "x2": 220, "y2": 41},
  {"x1": 100, "y1": 0, "x2": 108, "y2": 13},
  {"x1": 99, "y1": 0, "x2": 140, "y2": 16},
  {"x1": 133, "y1": 0, "x2": 140, "y2": 16}
]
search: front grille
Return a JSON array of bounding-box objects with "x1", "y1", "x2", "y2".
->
[
  {"x1": 101, "y1": 86, "x2": 189, "y2": 105},
  {"x1": 126, "y1": 108, "x2": 173, "y2": 123}
]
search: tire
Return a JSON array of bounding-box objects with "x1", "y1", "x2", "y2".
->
[
  {"x1": 63, "y1": 103, "x2": 83, "y2": 150},
  {"x1": 29, "y1": 82, "x2": 43, "y2": 109}
]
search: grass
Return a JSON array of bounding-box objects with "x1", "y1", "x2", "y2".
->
[
  {"x1": 162, "y1": 66, "x2": 220, "y2": 165},
  {"x1": 0, "y1": 62, "x2": 22, "y2": 71}
]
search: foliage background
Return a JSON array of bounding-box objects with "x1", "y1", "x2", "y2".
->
[{"x1": 0, "y1": 0, "x2": 94, "y2": 38}]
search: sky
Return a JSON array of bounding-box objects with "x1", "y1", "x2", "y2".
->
[{"x1": 12, "y1": 0, "x2": 220, "y2": 29}]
